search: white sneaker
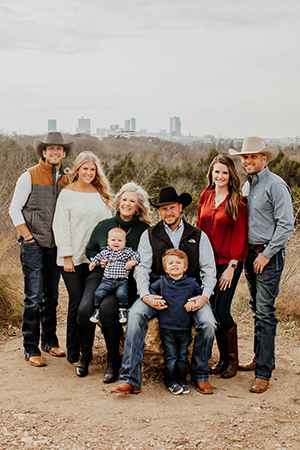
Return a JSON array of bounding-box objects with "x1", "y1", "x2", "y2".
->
[{"x1": 168, "y1": 383, "x2": 183, "y2": 395}]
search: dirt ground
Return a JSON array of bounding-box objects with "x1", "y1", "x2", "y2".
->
[{"x1": 1, "y1": 284, "x2": 300, "y2": 450}]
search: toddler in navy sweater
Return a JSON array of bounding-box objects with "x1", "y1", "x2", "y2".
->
[{"x1": 149, "y1": 249, "x2": 202, "y2": 395}]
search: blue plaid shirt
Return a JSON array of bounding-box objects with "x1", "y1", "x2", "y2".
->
[{"x1": 91, "y1": 246, "x2": 140, "y2": 279}]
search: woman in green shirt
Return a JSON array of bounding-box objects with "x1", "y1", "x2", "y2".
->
[{"x1": 76, "y1": 182, "x2": 151, "y2": 383}]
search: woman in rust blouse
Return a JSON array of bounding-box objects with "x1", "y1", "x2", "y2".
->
[{"x1": 197, "y1": 155, "x2": 248, "y2": 378}]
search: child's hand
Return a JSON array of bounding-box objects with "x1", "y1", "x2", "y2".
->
[
  {"x1": 89, "y1": 262, "x2": 96, "y2": 271},
  {"x1": 100, "y1": 258, "x2": 107, "y2": 268},
  {"x1": 124, "y1": 259, "x2": 137, "y2": 271}
]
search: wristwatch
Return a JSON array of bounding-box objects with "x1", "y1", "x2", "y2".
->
[{"x1": 229, "y1": 262, "x2": 237, "y2": 269}]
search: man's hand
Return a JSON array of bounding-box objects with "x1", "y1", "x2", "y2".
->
[
  {"x1": 142, "y1": 294, "x2": 168, "y2": 310},
  {"x1": 184, "y1": 295, "x2": 208, "y2": 312},
  {"x1": 253, "y1": 253, "x2": 270, "y2": 274}
]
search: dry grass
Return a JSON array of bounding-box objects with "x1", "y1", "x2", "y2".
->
[{"x1": 0, "y1": 234, "x2": 23, "y2": 332}]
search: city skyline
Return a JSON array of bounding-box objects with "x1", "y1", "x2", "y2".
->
[{"x1": 1, "y1": 1, "x2": 300, "y2": 139}]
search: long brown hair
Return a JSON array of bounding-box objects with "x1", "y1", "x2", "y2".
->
[
  {"x1": 71, "y1": 151, "x2": 113, "y2": 209},
  {"x1": 207, "y1": 155, "x2": 242, "y2": 221}
]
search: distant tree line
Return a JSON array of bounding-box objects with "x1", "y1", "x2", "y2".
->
[{"x1": 1, "y1": 134, "x2": 300, "y2": 233}]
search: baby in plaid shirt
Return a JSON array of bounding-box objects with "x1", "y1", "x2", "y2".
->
[{"x1": 89, "y1": 228, "x2": 140, "y2": 324}]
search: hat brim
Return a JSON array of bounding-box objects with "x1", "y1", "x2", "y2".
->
[
  {"x1": 150, "y1": 192, "x2": 192, "y2": 209},
  {"x1": 229, "y1": 145, "x2": 279, "y2": 163},
  {"x1": 33, "y1": 140, "x2": 74, "y2": 157}
]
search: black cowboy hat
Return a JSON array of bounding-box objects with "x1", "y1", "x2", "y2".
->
[{"x1": 149, "y1": 187, "x2": 192, "y2": 209}]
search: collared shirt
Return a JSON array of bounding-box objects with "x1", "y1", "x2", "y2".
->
[
  {"x1": 134, "y1": 219, "x2": 216, "y2": 299},
  {"x1": 242, "y1": 167, "x2": 294, "y2": 259},
  {"x1": 91, "y1": 246, "x2": 140, "y2": 279}
]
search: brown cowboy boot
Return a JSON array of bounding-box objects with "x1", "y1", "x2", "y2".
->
[{"x1": 221, "y1": 323, "x2": 238, "y2": 379}]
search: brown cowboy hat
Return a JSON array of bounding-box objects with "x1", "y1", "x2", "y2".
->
[
  {"x1": 33, "y1": 132, "x2": 74, "y2": 157},
  {"x1": 149, "y1": 187, "x2": 192, "y2": 209},
  {"x1": 229, "y1": 136, "x2": 278, "y2": 163}
]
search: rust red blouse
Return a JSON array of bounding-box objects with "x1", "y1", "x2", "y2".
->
[{"x1": 196, "y1": 188, "x2": 248, "y2": 265}]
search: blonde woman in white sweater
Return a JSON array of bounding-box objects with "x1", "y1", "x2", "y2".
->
[{"x1": 53, "y1": 152, "x2": 112, "y2": 365}]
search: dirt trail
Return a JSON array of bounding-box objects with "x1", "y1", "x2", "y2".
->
[
  {"x1": 1, "y1": 324, "x2": 299, "y2": 449},
  {"x1": 1, "y1": 284, "x2": 300, "y2": 450}
]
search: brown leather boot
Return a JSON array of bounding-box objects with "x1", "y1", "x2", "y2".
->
[
  {"x1": 221, "y1": 323, "x2": 238, "y2": 379},
  {"x1": 210, "y1": 325, "x2": 228, "y2": 375}
]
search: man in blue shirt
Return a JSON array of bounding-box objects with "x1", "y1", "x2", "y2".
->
[
  {"x1": 111, "y1": 187, "x2": 217, "y2": 395},
  {"x1": 229, "y1": 136, "x2": 294, "y2": 393}
]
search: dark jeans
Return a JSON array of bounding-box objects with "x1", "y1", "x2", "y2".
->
[
  {"x1": 77, "y1": 277, "x2": 121, "y2": 354},
  {"x1": 94, "y1": 277, "x2": 128, "y2": 309},
  {"x1": 244, "y1": 248, "x2": 285, "y2": 380},
  {"x1": 160, "y1": 329, "x2": 191, "y2": 387},
  {"x1": 19, "y1": 238, "x2": 60, "y2": 357},
  {"x1": 210, "y1": 262, "x2": 243, "y2": 331},
  {"x1": 61, "y1": 263, "x2": 90, "y2": 364}
]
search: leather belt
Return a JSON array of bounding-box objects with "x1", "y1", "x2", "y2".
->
[{"x1": 249, "y1": 244, "x2": 268, "y2": 252}]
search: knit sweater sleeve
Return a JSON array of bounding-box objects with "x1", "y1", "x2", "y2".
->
[{"x1": 53, "y1": 191, "x2": 73, "y2": 257}]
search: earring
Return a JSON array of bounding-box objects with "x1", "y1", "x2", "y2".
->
[{"x1": 135, "y1": 210, "x2": 140, "y2": 216}]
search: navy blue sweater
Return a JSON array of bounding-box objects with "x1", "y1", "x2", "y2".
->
[{"x1": 149, "y1": 274, "x2": 202, "y2": 330}]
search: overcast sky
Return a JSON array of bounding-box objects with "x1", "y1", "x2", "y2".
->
[{"x1": 1, "y1": 0, "x2": 300, "y2": 138}]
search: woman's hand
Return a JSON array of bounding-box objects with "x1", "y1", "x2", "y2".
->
[
  {"x1": 219, "y1": 266, "x2": 235, "y2": 290},
  {"x1": 64, "y1": 256, "x2": 75, "y2": 273},
  {"x1": 100, "y1": 258, "x2": 107, "y2": 268}
]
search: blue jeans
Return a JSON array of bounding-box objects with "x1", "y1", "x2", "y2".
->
[
  {"x1": 244, "y1": 248, "x2": 285, "y2": 380},
  {"x1": 94, "y1": 277, "x2": 128, "y2": 309},
  {"x1": 210, "y1": 262, "x2": 243, "y2": 331},
  {"x1": 61, "y1": 263, "x2": 90, "y2": 364},
  {"x1": 160, "y1": 329, "x2": 191, "y2": 387},
  {"x1": 119, "y1": 298, "x2": 216, "y2": 388},
  {"x1": 19, "y1": 238, "x2": 60, "y2": 358}
]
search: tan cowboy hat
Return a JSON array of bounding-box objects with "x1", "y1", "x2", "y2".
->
[
  {"x1": 33, "y1": 132, "x2": 74, "y2": 157},
  {"x1": 229, "y1": 136, "x2": 279, "y2": 162}
]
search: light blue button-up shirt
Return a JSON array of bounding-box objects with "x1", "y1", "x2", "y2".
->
[{"x1": 242, "y1": 167, "x2": 294, "y2": 259}]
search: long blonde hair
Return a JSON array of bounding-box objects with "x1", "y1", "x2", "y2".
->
[
  {"x1": 114, "y1": 182, "x2": 151, "y2": 225},
  {"x1": 71, "y1": 151, "x2": 113, "y2": 209},
  {"x1": 207, "y1": 155, "x2": 243, "y2": 221}
]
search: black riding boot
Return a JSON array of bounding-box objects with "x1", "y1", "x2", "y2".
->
[
  {"x1": 102, "y1": 323, "x2": 122, "y2": 384},
  {"x1": 76, "y1": 324, "x2": 95, "y2": 378}
]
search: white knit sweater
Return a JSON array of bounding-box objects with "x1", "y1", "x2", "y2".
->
[{"x1": 53, "y1": 190, "x2": 111, "y2": 267}]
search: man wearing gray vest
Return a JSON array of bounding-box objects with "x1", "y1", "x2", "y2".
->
[
  {"x1": 9, "y1": 132, "x2": 74, "y2": 367},
  {"x1": 229, "y1": 137, "x2": 294, "y2": 393},
  {"x1": 111, "y1": 187, "x2": 217, "y2": 394}
]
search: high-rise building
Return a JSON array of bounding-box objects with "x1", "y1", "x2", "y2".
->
[
  {"x1": 124, "y1": 118, "x2": 136, "y2": 132},
  {"x1": 130, "y1": 117, "x2": 136, "y2": 132},
  {"x1": 48, "y1": 119, "x2": 57, "y2": 132},
  {"x1": 76, "y1": 117, "x2": 91, "y2": 135},
  {"x1": 170, "y1": 116, "x2": 181, "y2": 137},
  {"x1": 110, "y1": 124, "x2": 119, "y2": 131}
]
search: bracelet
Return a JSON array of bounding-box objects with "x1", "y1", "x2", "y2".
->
[
  {"x1": 25, "y1": 235, "x2": 33, "y2": 242},
  {"x1": 23, "y1": 234, "x2": 32, "y2": 240}
]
